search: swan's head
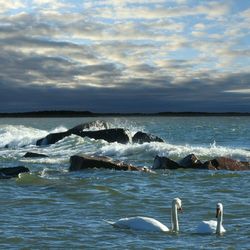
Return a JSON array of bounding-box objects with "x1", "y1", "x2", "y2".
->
[
  {"x1": 173, "y1": 198, "x2": 182, "y2": 212},
  {"x1": 216, "y1": 203, "x2": 223, "y2": 218}
]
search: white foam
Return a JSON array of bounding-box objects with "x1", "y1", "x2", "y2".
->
[
  {"x1": 0, "y1": 125, "x2": 48, "y2": 148},
  {"x1": 98, "y1": 141, "x2": 250, "y2": 161},
  {"x1": 109, "y1": 118, "x2": 144, "y2": 135},
  {"x1": 0, "y1": 124, "x2": 73, "y2": 148},
  {"x1": 49, "y1": 126, "x2": 68, "y2": 134}
]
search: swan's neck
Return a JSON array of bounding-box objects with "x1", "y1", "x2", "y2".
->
[
  {"x1": 171, "y1": 203, "x2": 179, "y2": 232},
  {"x1": 216, "y1": 210, "x2": 223, "y2": 234}
]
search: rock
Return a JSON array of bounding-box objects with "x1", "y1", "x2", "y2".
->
[
  {"x1": 132, "y1": 131, "x2": 164, "y2": 144},
  {"x1": 152, "y1": 155, "x2": 180, "y2": 169},
  {"x1": 202, "y1": 157, "x2": 250, "y2": 171},
  {"x1": 69, "y1": 154, "x2": 140, "y2": 171},
  {"x1": 0, "y1": 166, "x2": 30, "y2": 179},
  {"x1": 36, "y1": 131, "x2": 70, "y2": 146},
  {"x1": 23, "y1": 152, "x2": 48, "y2": 158},
  {"x1": 179, "y1": 154, "x2": 202, "y2": 168},
  {"x1": 36, "y1": 120, "x2": 127, "y2": 146},
  {"x1": 76, "y1": 128, "x2": 129, "y2": 144}
]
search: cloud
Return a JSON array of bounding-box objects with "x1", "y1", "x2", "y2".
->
[{"x1": 0, "y1": 0, "x2": 249, "y2": 112}]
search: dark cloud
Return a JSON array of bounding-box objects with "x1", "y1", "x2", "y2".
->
[{"x1": 1, "y1": 72, "x2": 250, "y2": 113}]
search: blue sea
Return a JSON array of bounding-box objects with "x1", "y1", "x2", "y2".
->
[{"x1": 0, "y1": 116, "x2": 249, "y2": 249}]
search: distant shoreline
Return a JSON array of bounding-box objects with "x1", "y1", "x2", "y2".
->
[{"x1": 1, "y1": 111, "x2": 250, "y2": 118}]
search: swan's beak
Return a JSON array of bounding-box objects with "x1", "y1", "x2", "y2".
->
[
  {"x1": 178, "y1": 207, "x2": 183, "y2": 213},
  {"x1": 216, "y1": 207, "x2": 221, "y2": 218}
]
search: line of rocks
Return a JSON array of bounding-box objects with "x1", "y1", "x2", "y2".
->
[
  {"x1": 36, "y1": 120, "x2": 164, "y2": 146},
  {"x1": 2, "y1": 120, "x2": 250, "y2": 179},
  {"x1": 152, "y1": 154, "x2": 250, "y2": 171}
]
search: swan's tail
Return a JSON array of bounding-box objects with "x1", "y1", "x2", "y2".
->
[{"x1": 103, "y1": 219, "x2": 115, "y2": 226}]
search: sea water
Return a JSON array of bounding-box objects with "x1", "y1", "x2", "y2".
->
[{"x1": 0, "y1": 116, "x2": 249, "y2": 249}]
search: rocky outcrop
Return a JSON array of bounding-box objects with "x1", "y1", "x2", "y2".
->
[
  {"x1": 152, "y1": 155, "x2": 180, "y2": 169},
  {"x1": 152, "y1": 155, "x2": 250, "y2": 171},
  {"x1": 203, "y1": 157, "x2": 250, "y2": 171},
  {"x1": 0, "y1": 166, "x2": 30, "y2": 179},
  {"x1": 36, "y1": 120, "x2": 112, "y2": 146},
  {"x1": 23, "y1": 152, "x2": 48, "y2": 158},
  {"x1": 36, "y1": 131, "x2": 69, "y2": 146},
  {"x1": 132, "y1": 131, "x2": 164, "y2": 144},
  {"x1": 69, "y1": 154, "x2": 140, "y2": 171},
  {"x1": 178, "y1": 154, "x2": 203, "y2": 168},
  {"x1": 75, "y1": 128, "x2": 130, "y2": 144}
]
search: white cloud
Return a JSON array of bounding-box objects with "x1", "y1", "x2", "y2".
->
[
  {"x1": 224, "y1": 89, "x2": 250, "y2": 94},
  {"x1": 193, "y1": 23, "x2": 206, "y2": 30},
  {"x1": 0, "y1": 0, "x2": 25, "y2": 13}
]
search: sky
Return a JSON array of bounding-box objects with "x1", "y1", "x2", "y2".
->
[{"x1": 0, "y1": 0, "x2": 250, "y2": 113}]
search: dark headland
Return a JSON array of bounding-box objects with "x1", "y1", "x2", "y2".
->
[{"x1": 0, "y1": 110, "x2": 250, "y2": 118}]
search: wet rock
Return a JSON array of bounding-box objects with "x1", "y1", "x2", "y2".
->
[
  {"x1": 23, "y1": 152, "x2": 48, "y2": 158},
  {"x1": 132, "y1": 131, "x2": 164, "y2": 144},
  {"x1": 202, "y1": 157, "x2": 250, "y2": 171},
  {"x1": 36, "y1": 131, "x2": 70, "y2": 146},
  {"x1": 179, "y1": 154, "x2": 203, "y2": 168},
  {"x1": 69, "y1": 154, "x2": 140, "y2": 171},
  {"x1": 36, "y1": 120, "x2": 127, "y2": 146},
  {"x1": 76, "y1": 128, "x2": 129, "y2": 144},
  {"x1": 152, "y1": 155, "x2": 180, "y2": 169},
  {"x1": 0, "y1": 166, "x2": 30, "y2": 179}
]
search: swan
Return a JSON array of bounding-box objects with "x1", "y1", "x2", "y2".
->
[
  {"x1": 105, "y1": 198, "x2": 182, "y2": 232},
  {"x1": 196, "y1": 203, "x2": 226, "y2": 235}
]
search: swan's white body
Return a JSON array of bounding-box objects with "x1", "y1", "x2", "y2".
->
[
  {"x1": 106, "y1": 198, "x2": 182, "y2": 232},
  {"x1": 110, "y1": 216, "x2": 170, "y2": 232},
  {"x1": 197, "y1": 203, "x2": 226, "y2": 234}
]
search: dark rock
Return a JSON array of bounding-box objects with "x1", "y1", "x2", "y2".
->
[
  {"x1": 69, "y1": 154, "x2": 140, "y2": 171},
  {"x1": 0, "y1": 166, "x2": 30, "y2": 179},
  {"x1": 179, "y1": 154, "x2": 203, "y2": 168},
  {"x1": 132, "y1": 131, "x2": 164, "y2": 144},
  {"x1": 77, "y1": 128, "x2": 129, "y2": 144},
  {"x1": 36, "y1": 120, "x2": 126, "y2": 146},
  {"x1": 152, "y1": 155, "x2": 180, "y2": 169},
  {"x1": 202, "y1": 157, "x2": 250, "y2": 171},
  {"x1": 23, "y1": 152, "x2": 48, "y2": 158},
  {"x1": 36, "y1": 131, "x2": 70, "y2": 146}
]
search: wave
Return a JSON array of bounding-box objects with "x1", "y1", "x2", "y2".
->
[
  {"x1": 98, "y1": 141, "x2": 250, "y2": 162},
  {"x1": 1, "y1": 123, "x2": 250, "y2": 164},
  {"x1": 0, "y1": 125, "x2": 67, "y2": 148},
  {"x1": 16, "y1": 172, "x2": 50, "y2": 185},
  {"x1": 0, "y1": 125, "x2": 47, "y2": 148}
]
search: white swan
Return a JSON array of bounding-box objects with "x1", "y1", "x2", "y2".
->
[
  {"x1": 197, "y1": 203, "x2": 226, "y2": 234},
  {"x1": 105, "y1": 198, "x2": 182, "y2": 232}
]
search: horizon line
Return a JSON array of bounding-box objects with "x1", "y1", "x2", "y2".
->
[{"x1": 1, "y1": 110, "x2": 250, "y2": 117}]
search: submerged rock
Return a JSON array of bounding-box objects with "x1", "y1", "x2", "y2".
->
[
  {"x1": 23, "y1": 152, "x2": 48, "y2": 158},
  {"x1": 36, "y1": 120, "x2": 128, "y2": 146},
  {"x1": 132, "y1": 131, "x2": 164, "y2": 144},
  {"x1": 152, "y1": 155, "x2": 180, "y2": 169},
  {"x1": 0, "y1": 166, "x2": 30, "y2": 179},
  {"x1": 69, "y1": 154, "x2": 140, "y2": 171}
]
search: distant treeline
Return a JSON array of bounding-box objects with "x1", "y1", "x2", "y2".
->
[{"x1": 1, "y1": 110, "x2": 250, "y2": 117}]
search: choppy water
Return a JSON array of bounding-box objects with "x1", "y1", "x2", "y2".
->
[{"x1": 0, "y1": 116, "x2": 249, "y2": 249}]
